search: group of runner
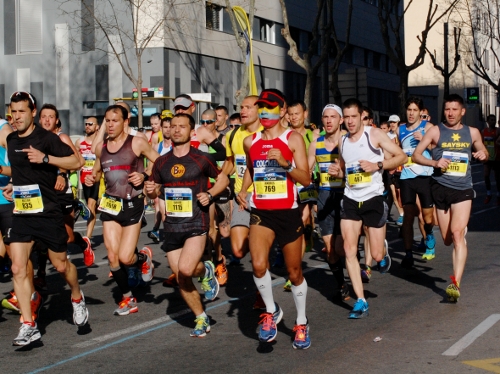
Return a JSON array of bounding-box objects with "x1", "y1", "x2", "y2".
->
[{"x1": 0, "y1": 89, "x2": 491, "y2": 351}]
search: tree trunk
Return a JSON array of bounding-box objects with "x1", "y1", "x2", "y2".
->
[
  {"x1": 304, "y1": 70, "x2": 314, "y2": 115},
  {"x1": 330, "y1": 71, "x2": 342, "y2": 105},
  {"x1": 398, "y1": 69, "x2": 409, "y2": 120}
]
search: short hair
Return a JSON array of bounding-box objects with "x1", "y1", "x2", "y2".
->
[
  {"x1": 40, "y1": 103, "x2": 61, "y2": 127},
  {"x1": 342, "y1": 98, "x2": 363, "y2": 114},
  {"x1": 380, "y1": 121, "x2": 389, "y2": 128},
  {"x1": 229, "y1": 113, "x2": 241, "y2": 121},
  {"x1": 487, "y1": 114, "x2": 496, "y2": 121},
  {"x1": 405, "y1": 96, "x2": 424, "y2": 110},
  {"x1": 362, "y1": 106, "x2": 373, "y2": 119},
  {"x1": 173, "y1": 113, "x2": 195, "y2": 130},
  {"x1": 202, "y1": 109, "x2": 216, "y2": 119},
  {"x1": 10, "y1": 91, "x2": 37, "y2": 111},
  {"x1": 150, "y1": 112, "x2": 162, "y2": 121},
  {"x1": 105, "y1": 104, "x2": 128, "y2": 120},
  {"x1": 288, "y1": 100, "x2": 307, "y2": 111},
  {"x1": 115, "y1": 101, "x2": 130, "y2": 113},
  {"x1": 161, "y1": 117, "x2": 171, "y2": 125},
  {"x1": 215, "y1": 105, "x2": 228, "y2": 115},
  {"x1": 444, "y1": 93, "x2": 465, "y2": 107}
]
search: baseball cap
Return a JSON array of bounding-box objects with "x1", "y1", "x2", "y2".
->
[
  {"x1": 322, "y1": 104, "x2": 343, "y2": 118},
  {"x1": 174, "y1": 96, "x2": 193, "y2": 109},
  {"x1": 255, "y1": 89, "x2": 285, "y2": 108},
  {"x1": 388, "y1": 114, "x2": 400, "y2": 122},
  {"x1": 161, "y1": 109, "x2": 173, "y2": 119}
]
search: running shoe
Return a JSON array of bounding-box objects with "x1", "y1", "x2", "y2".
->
[
  {"x1": 361, "y1": 266, "x2": 372, "y2": 283},
  {"x1": 114, "y1": 296, "x2": 138, "y2": 315},
  {"x1": 425, "y1": 233, "x2": 436, "y2": 250},
  {"x1": 396, "y1": 215, "x2": 403, "y2": 226},
  {"x1": 2, "y1": 291, "x2": 20, "y2": 312},
  {"x1": 163, "y1": 273, "x2": 178, "y2": 287},
  {"x1": 215, "y1": 255, "x2": 228, "y2": 286},
  {"x1": 72, "y1": 291, "x2": 89, "y2": 326},
  {"x1": 13, "y1": 322, "x2": 41, "y2": 346},
  {"x1": 348, "y1": 298, "x2": 369, "y2": 319},
  {"x1": 258, "y1": 303, "x2": 283, "y2": 342},
  {"x1": 401, "y1": 252, "x2": 414, "y2": 269},
  {"x1": 422, "y1": 248, "x2": 436, "y2": 260},
  {"x1": 73, "y1": 201, "x2": 82, "y2": 222},
  {"x1": 446, "y1": 276, "x2": 460, "y2": 302},
  {"x1": 253, "y1": 291, "x2": 266, "y2": 310},
  {"x1": 283, "y1": 279, "x2": 292, "y2": 292},
  {"x1": 378, "y1": 240, "x2": 391, "y2": 273},
  {"x1": 147, "y1": 229, "x2": 160, "y2": 244},
  {"x1": 292, "y1": 323, "x2": 311, "y2": 350},
  {"x1": 201, "y1": 261, "x2": 219, "y2": 301},
  {"x1": 190, "y1": 315, "x2": 211, "y2": 337},
  {"x1": 228, "y1": 255, "x2": 241, "y2": 266},
  {"x1": 79, "y1": 199, "x2": 91, "y2": 220},
  {"x1": 139, "y1": 246, "x2": 154, "y2": 282},
  {"x1": 484, "y1": 195, "x2": 492, "y2": 204},
  {"x1": 82, "y1": 236, "x2": 95, "y2": 267},
  {"x1": 272, "y1": 248, "x2": 285, "y2": 268},
  {"x1": 33, "y1": 276, "x2": 48, "y2": 293}
]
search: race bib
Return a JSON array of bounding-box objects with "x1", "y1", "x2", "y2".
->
[
  {"x1": 484, "y1": 139, "x2": 495, "y2": 161},
  {"x1": 254, "y1": 172, "x2": 287, "y2": 199},
  {"x1": 298, "y1": 184, "x2": 318, "y2": 203},
  {"x1": 235, "y1": 155, "x2": 247, "y2": 179},
  {"x1": 165, "y1": 188, "x2": 193, "y2": 217},
  {"x1": 319, "y1": 164, "x2": 343, "y2": 188},
  {"x1": 346, "y1": 162, "x2": 372, "y2": 188},
  {"x1": 403, "y1": 148, "x2": 415, "y2": 168},
  {"x1": 98, "y1": 195, "x2": 122, "y2": 215},
  {"x1": 442, "y1": 151, "x2": 468, "y2": 177},
  {"x1": 13, "y1": 184, "x2": 44, "y2": 214}
]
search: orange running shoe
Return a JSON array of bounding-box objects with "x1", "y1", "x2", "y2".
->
[
  {"x1": 163, "y1": 273, "x2": 178, "y2": 287},
  {"x1": 82, "y1": 236, "x2": 95, "y2": 267},
  {"x1": 2, "y1": 291, "x2": 20, "y2": 313},
  {"x1": 114, "y1": 296, "x2": 138, "y2": 316},
  {"x1": 215, "y1": 255, "x2": 228, "y2": 286}
]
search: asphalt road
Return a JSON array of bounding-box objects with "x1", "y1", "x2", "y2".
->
[{"x1": 1, "y1": 162, "x2": 500, "y2": 374}]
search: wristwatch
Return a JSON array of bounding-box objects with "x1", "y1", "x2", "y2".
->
[
  {"x1": 43, "y1": 154, "x2": 49, "y2": 164},
  {"x1": 284, "y1": 160, "x2": 295, "y2": 172},
  {"x1": 377, "y1": 161, "x2": 383, "y2": 170},
  {"x1": 207, "y1": 192, "x2": 213, "y2": 202}
]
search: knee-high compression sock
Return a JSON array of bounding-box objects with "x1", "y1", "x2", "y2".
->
[
  {"x1": 328, "y1": 260, "x2": 345, "y2": 289},
  {"x1": 253, "y1": 270, "x2": 275, "y2": 314},
  {"x1": 110, "y1": 265, "x2": 131, "y2": 296},
  {"x1": 292, "y1": 278, "x2": 308, "y2": 325}
]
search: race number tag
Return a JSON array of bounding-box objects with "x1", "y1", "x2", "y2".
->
[
  {"x1": 98, "y1": 195, "x2": 122, "y2": 215},
  {"x1": 346, "y1": 162, "x2": 372, "y2": 188},
  {"x1": 13, "y1": 184, "x2": 44, "y2": 214},
  {"x1": 484, "y1": 138, "x2": 495, "y2": 161},
  {"x1": 316, "y1": 154, "x2": 343, "y2": 188},
  {"x1": 254, "y1": 172, "x2": 287, "y2": 199},
  {"x1": 165, "y1": 188, "x2": 193, "y2": 217},
  {"x1": 235, "y1": 155, "x2": 247, "y2": 179},
  {"x1": 298, "y1": 184, "x2": 318, "y2": 203},
  {"x1": 443, "y1": 151, "x2": 468, "y2": 177},
  {"x1": 403, "y1": 148, "x2": 415, "y2": 168}
]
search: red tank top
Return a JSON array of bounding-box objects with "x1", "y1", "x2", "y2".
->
[
  {"x1": 249, "y1": 129, "x2": 297, "y2": 210},
  {"x1": 79, "y1": 138, "x2": 96, "y2": 183}
]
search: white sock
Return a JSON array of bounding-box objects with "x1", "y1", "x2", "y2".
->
[
  {"x1": 253, "y1": 270, "x2": 275, "y2": 313},
  {"x1": 196, "y1": 311, "x2": 207, "y2": 318},
  {"x1": 292, "y1": 278, "x2": 308, "y2": 325}
]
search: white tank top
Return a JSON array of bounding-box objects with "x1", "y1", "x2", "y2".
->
[{"x1": 341, "y1": 126, "x2": 384, "y2": 202}]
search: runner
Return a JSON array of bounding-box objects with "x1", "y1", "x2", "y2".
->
[
  {"x1": 146, "y1": 112, "x2": 162, "y2": 152},
  {"x1": 215, "y1": 105, "x2": 231, "y2": 136},
  {"x1": 328, "y1": 98, "x2": 406, "y2": 319},
  {"x1": 412, "y1": 93, "x2": 488, "y2": 302},
  {"x1": 5, "y1": 91, "x2": 89, "y2": 345},
  {"x1": 481, "y1": 114, "x2": 500, "y2": 204},
  {"x1": 74, "y1": 116, "x2": 100, "y2": 260},
  {"x1": 307, "y1": 104, "x2": 348, "y2": 301},
  {"x1": 85, "y1": 104, "x2": 158, "y2": 315},
  {"x1": 144, "y1": 113, "x2": 228, "y2": 337},
  {"x1": 396, "y1": 97, "x2": 436, "y2": 269},
  {"x1": 237, "y1": 88, "x2": 312, "y2": 349},
  {"x1": 387, "y1": 114, "x2": 404, "y2": 225}
]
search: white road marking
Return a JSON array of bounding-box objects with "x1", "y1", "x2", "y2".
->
[{"x1": 442, "y1": 314, "x2": 500, "y2": 356}]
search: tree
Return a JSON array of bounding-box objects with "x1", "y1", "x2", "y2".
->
[
  {"x1": 378, "y1": 0, "x2": 459, "y2": 116},
  {"x1": 459, "y1": 0, "x2": 500, "y2": 93},
  {"x1": 279, "y1": 0, "x2": 332, "y2": 113},
  {"x1": 329, "y1": 0, "x2": 353, "y2": 105},
  {"x1": 58, "y1": 0, "x2": 199, "y2": 129}
]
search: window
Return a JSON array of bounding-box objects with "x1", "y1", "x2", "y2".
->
[
  {"x1": 81, "y1": 0, "x2": 95, "y2": 51},
  {"x1": 259, "y1": 19, "x2": 275, "y2": 44},
  {"x1": 206, "y1": 3, "x2": 222, "y2": 31},
  {"x1": 290, "y1": 27, "x2": 312, "y2": 53},
  {"x1": 16, "y1": 0, "x2": 42, "y2": 54}
]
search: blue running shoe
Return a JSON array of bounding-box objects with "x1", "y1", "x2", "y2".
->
[
  {"x1": 425, "y1": 233, "x2": 436, "y2": 250},
  {"x1": 201, "y1": 261, "x2": 219, "y2": 301},
  {"x1": 348, "y1": 299, "x2": 369, "y2": 319},
  {"x1": 293, "y1": 322, "x2": 311, "y2": 349},
  {"x1": 79, "y1": 199, "x2": 91, "y2": 220},
  {"x1": 190, "y1": 315, "x2": 211, "y2": 337},
  {"x1": 378, "y1": 240, "x2": 391, "y2": 273},
  {"x1": 147, "y1": 230, "x2": 160, "y2": 244},
  {"x1": 422, "y1": 248, "x2": 435, "y2": 260},
  {"x1": 258, "y1": 303, "x2": 283, "y2": 342},
  {"x1": 396, "y1": 215, "x2": 403, "y2": 226}
]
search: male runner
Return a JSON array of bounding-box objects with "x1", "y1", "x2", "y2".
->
[
  {"x1": 413, "y1": 94, "x2": 488, "y2": 302},
  {"x1": 481, "y1": 114, "x2": 500, "y2": 204},
  {"x1": 6, "y1": 91, "x2": 88, "y2": 345},
  {"x1": 146, "y1": 112, "x2": 162, "y2": 151},
  {"x1": 145, "y1": 113, "x2": 228, "y2": 337},
  {"x1": 215, "y1": 105, "x2": 231, "y2": 136},
  {"x1": 237, "y1": 88, "x2": 311, "y2": 349},
  {"x1": 229, "y1": 113, "x2": 241, "y2": 130},
  {"x1": 396, "y1": 97, "x2": 436, "y2": 269},
  {"x1": 329, "y1": 98, "x2": 406, "y2": 319},
  {"x1": 74, "y1": 116, "x2": 100, "y2": 258},
  {"x1": 388, "y1": 114, "x2": 404, "y2": 226},
  {"x1": 85, "y1": 105, "x2": 158, "y2": 315},
  {"x1": 307, "y1": 104, "x2": 348, "y2": 301}
]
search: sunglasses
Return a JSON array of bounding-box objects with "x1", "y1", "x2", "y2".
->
[
  {"x1": 200, "y1": 119, "x2": 216, "y2": 125},
  {"x1": 85, "y1": 122, "x2": 96, "y2": 126},
  {"x1": 420, "y1": 115, "x2": 428, "y2": 119},
  {"x1": 362, "y1": 116, "x2": 369, "y2": 121},
  {"x1": 10, "y1": 91, "x2": 36, "y2": 108}
]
